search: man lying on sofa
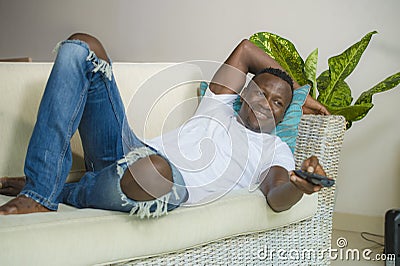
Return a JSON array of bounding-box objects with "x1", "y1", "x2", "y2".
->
[{"x1": 0, "y1": 33, "x2": 329, "y2": 216}]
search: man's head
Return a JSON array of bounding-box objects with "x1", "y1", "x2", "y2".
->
[{"x1": 237, "y1": 67, "x2": 293, "y2": 133}]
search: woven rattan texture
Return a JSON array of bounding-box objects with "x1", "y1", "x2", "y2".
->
[{"x1": 113, "y1": 115, "x2": 346, "y2": 266}]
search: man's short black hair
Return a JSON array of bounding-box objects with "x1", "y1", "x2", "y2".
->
[{"x1": 254, "y1": 67, "x2": 294, "y2": 91}]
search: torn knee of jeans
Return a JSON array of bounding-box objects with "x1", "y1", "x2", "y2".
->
[
  {"x1": 171, "y1": 186, "x2": 180, "y2": 201},
  {"x1": 52, "y1": 41, "x2": 113, "y2": 81},
  {"x1": 116, "y1": 147, "x2": 177, "y2": 219},
  {"x1": 116, "y1": 146, "x2": 157, "y2": 178},
  {"x1": 86, "y1": 51, "x2": 112, "y2": 81},
  {"x1": 129, "y1": 192, "x2": 171, "y2": 219}
]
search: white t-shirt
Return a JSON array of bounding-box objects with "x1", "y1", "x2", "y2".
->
[{"x1": 146, "y1": 89, "x2": 295, "y2": 205}]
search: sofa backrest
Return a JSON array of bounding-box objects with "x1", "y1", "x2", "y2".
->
[{"x1": 0, "y1": 62, "x2": 203, "y2": 177}]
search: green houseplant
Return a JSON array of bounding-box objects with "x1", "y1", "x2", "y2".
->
[{"x1": 249, "y1": 31, "x2": 400, "y2": 128}]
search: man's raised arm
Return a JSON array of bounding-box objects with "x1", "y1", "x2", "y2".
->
[
  {"x1": 209, "y1": 39, "x2": 330, "y2": 115},
  {"x1": 209, "y1": 39, "x2": 299, "y2": 95}
]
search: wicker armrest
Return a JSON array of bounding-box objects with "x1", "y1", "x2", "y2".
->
[
  {"x1": 293, "y1": 114, "x2": 346, "y2": 264},
  {"x1": 295, "y1": 115, "x2": 346, "y2": 173},
  {"x1": 295, "y1": 115, "x2": 346, "y2": 224}
]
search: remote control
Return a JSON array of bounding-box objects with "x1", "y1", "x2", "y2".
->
[{"x1": 293, "y1": 169, "x2": 335, "y2": 187}]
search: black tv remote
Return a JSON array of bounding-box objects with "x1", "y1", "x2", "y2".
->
[{"x1": 293, "y1": 169, "x2": 335, "y2": 187}]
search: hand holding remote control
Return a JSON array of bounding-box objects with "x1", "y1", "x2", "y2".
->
[{"x1": 293, "y1": 169, "x2": 335, "y2": 187}]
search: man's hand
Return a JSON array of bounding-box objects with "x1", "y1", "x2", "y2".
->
[
  {"x1": 303, "y1": 95, "x2": 330, "y2": 115},
  {"x1": 289, "y1": 156, "x2": 325, "y2": 194}
]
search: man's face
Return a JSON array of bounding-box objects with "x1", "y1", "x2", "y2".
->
[{"x1": 237, "y1": 73, "x2": 292, "y2": 133}]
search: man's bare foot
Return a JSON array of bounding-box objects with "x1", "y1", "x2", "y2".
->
[
  {"x1": 0, "y1": 195, "x2": 53, "y2": 215},
  {"x1": 0, "y1": 177, "x2": 26, "y2": 196}
]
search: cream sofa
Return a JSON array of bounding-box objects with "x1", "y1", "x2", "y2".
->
[{"x1": 0, "y1": 62, "x2": 345, "y2": 265}]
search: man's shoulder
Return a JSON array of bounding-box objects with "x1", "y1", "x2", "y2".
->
[
  {"x1": 274, "y1": 135, "x2": 293, "y2": 154},
  {"x1": 195, "y1": 88, "x2": 237, "y2": 116}
]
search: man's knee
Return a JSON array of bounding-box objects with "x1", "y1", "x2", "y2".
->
[
  {"x1": 68, "y1": 33, "x2": 109, "y2": 63},
  {"x1": 120, "y1": 155, "x2": 174, "y2": 201}
]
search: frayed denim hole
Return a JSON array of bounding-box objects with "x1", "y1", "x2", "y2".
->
[
  {"x1": 86, "y1": 51, "x2": 112, "y2": 81},
  {"x1": 52, "y1": 39, "x2": 91, "y2": 54},
  {"x1": 53, "y1": 40, "x2": 112, "y2": 81},
  {"x1": 115, "y1": 147, "x2": 156, "y2": 209},
  {"x1": 129, "y1": 193, "x2": 172, "y2": 219},
  {"x1": 115, "y1": 147, "x2": 177, "y2": 219}
]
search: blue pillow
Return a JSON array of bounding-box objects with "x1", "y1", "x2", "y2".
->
[{"x1": 199, "y1": 81, "x2": 310, "y2": 153}]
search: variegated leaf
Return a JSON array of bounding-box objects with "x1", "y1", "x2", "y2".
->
[
  {"x1": 316, "y1": 70, "x2": 330, "y2": 95},
  {"x1": 355, "y1": 72, "x2": 400, "y2": 105},
  {"x1": 319, "y1": 31, "x2": 377, "y2": 104},
  {"x1": 249, "y1": 32, "x2": 307, "y2": 85},
  {"x1": 320, "y1": 79, "x2": 353, "y2": 108},
  {"x1": 304, "y1": 48, "x2": 318, "y2": 98},
  {"x1": 328, "y1": 103, "x2": 373, "y2": 122}
]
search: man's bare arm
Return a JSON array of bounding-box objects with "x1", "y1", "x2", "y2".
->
[
  {"x1": 259, "y1": 166, "x2": 303, "y2": 212},
  {"x1": 259, "y1": 156, "x2": 324, "y2": 212},
  {"x1": 209, "y1": 39, "x2": 299, "y2": 95}
]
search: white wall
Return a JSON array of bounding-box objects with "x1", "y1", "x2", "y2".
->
[{"x1": 1, "y1": 0, "x2": 399, "y2": 218}]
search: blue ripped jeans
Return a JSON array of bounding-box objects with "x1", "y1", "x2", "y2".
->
[{"x1": 20, "y1": 40, "x2": 188, "y2": 218}]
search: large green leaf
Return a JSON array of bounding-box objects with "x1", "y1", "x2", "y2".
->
[
  {"x1": 249, "y1": 32, "x2": 308, "y2": 85},
  {"x1": 316, "y1": 70, "x2": 331, "y2": 93},
  {"x1": 304, "y1": 48, "x2": 318, "y2": 98},
  {"x1": 319, "y1": 31, "x2": 378, "y2": 104},
  {"x1": 328, "y1": 103, "x2": 374, "y2": 128},
  {"x1": 316, "y1": 69, "x2": 354, "y2": 107},
  {"x1": 250, "y1": 32, "x2": 277, "y2": 60},
  {"x1": 328, "y1": 80, "x2": 353, "y2": 108},
  {"x1": 319, "y1": 76, "x2": 353, "y2": 108},
  {"x1": 355, "y1": 72, "x2": 400, "y2": 105}
]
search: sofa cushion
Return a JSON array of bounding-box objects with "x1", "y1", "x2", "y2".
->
[{"x1": 0, "y1": 189, "x2": 317, "y2": 265}]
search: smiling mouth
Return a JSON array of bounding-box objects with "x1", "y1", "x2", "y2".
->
[{"x1": 253, "y1": 110, "x2": 272, "y2": 120}]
